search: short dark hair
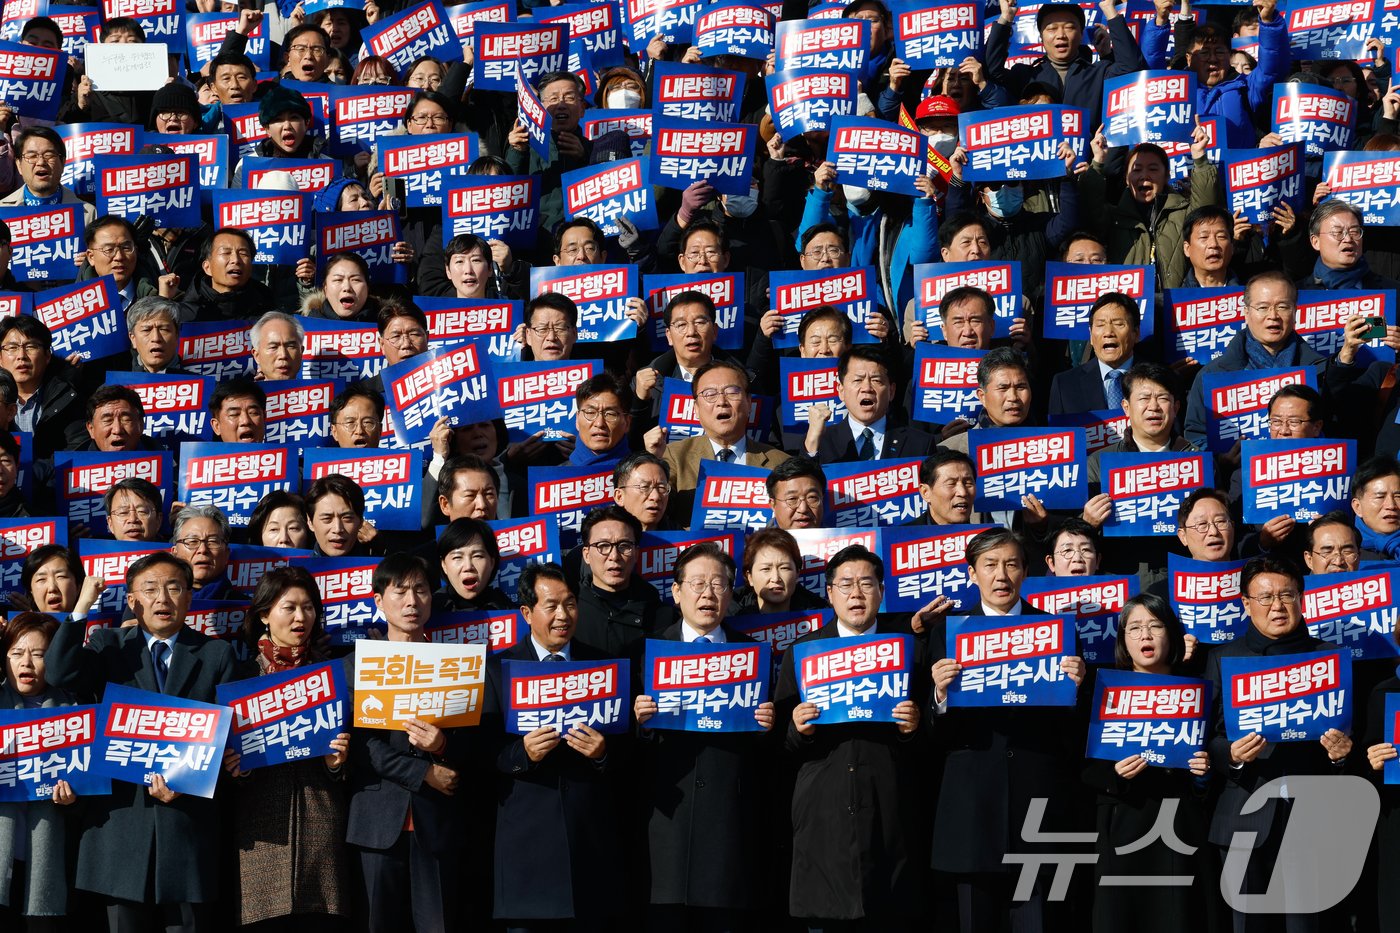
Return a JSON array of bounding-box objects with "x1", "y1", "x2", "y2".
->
[
  {"x1": 518, "y1": 561, "x2": 571, "y2": 607},
  {"x1": 919, "y1": 449, "x2": 974, "y2": 486},
  {"x1": 1088, "y1": 293, "x2": 1141, "y2": 332},
  {"x1": 1113, "y1": 594, "x2": 1186, "y2": 671},
  {"x1": 673, "y1": 541, "x2": 736, "y2": 585},
  {"x1": 798, "y1": 223, "x2": 847, "y2": 254},
  {"x1": 202, "y1": 227, "x2": 255, "y2": 262},
  {"x1": 966, "y1": 528, "x2": 1027, "y2": 567},
  {"x1": 0, "y1": 316, "x2": 51, "y2": 352},
  {"x1": 100, "y1": 17, "x2": 144, "y2": 40},
  {"x1": 836, "y1": 345, "x2": 891, "y2": 381},
  {"x1": 1120, "y1": 362, "x2": 1178, "y2": 400},
  {"x1": 0, "y1": 612, "x2": 57, "y2": 661},
  {"x1": 21, "y1": 545, "x2": 81, "y2": 601},
  {"x1": 19, "y1": 16, "x2": 61, "y2": 46},
  {"x1": 553, "y1": 218, "x2": 604, "y2": 256},
  {"x1": 1183, "y1": 205, "x2": 1235, "y2": 240},
  {"x1": 536, "y1": 70, "x2": 585, "y2": 96},
  {"x1": 662, "y1": 289, "x2": 716, "y2": 326},
  {"x1": 376, "y1": 302, "x2": 427, "y2": 336},
  {"x1": 444, "y1": 233, "x2": 491, "y2": 263},
  {"x1": 797, "y1": 305, "x2": 852, "y2": 346},
  {"x1": 940, "y1": 212, "x2": 991, "y2": 253},
  {"x1": 1240, "y1": 555, "x2": 1305, "y2": 598},
  {"x1": 15, "y1": 126, "x2": 63, "y2": 161},
  {"x1": 1047, "y1": 517, "x2": 1100, "y2": 556},
  {"x1": 1354, "y1": 455, "x2": 1400, "y2": 499},
  {"x1": 329, "y1": 384, "x2": 384, "y2": 423},
  {"x1": 305, "y1": 475, "x2": 364, "y2": 518},
  {"x1": 102, "y1": 477, "x2": 162, "y2": 516},
  {"x1": 211, "y1": 376, "x2": 266, "y2": 416},
  {"x1": 86, "y1": 215, "x2": 137, "y2": 247},
  {"x1": 437, "y1": 517, "x2": 499, "y2": 566},
  {"x1": 372, "y1": 553, "x2": 431, "y2": 595},
  {"x1": 575, "y1": 371, "x2": 635, "y2": 410},
  {"x1": 439, "y1": 455, "x2": 498, "y2": 498},
  {"x1": 1178, "y1": 488, "x2": 1230, "y2": 528},
  {"x1": 976, "y1": 346, "x2": 1028, "y2": 389},
  {"x1": 247, "y1": 491, "x2": 308, "y2": 544},
  {"x1": 243, "y1": 565, "x2": 323, "y2": 649},
  {"x1": 282, "y1": 23, "x2": 329, "y2": 52},
  {"x1": 938, "y1": 286, "x2": 995, "y2": 323},
  {"x1": 125, "y1": 552, "x2": 193, "y2": 591},
  {"x1": 691, "y1": 359, "x2": 749, "y2": 395},
  {"x1": 209, "y1": 51, "x2": 256, "y2": 80},
  {"x1": 1306, "y1": 510, "x2": 1359, "y2": 552},
  {"x1": 1267, "y1": 383, "x2": 1324, "y2": 423},
  {"x1": 825, "y1": 544, "x2": 884, "y2": 587},
  {"x1": 742, "y1": 527, "x2": 801, "y2": 575},
  {"x1": 765, "y1": 456, "x2": 826, "y2": 497},
  {"x1": 524, "y1": 293, "x2": 578, "y2": 328},
  {"x1": 580, "y1": 505, "x2": 642, "y2": 545},
  {"x1": 86, "y1": 385, "x2": 144, "y2": 423},
  {"x1": 1059, "y1": 231, "x2": 1105, "y2": 259},
  {"x1": 679, "y1": 220, "x2": 730, "y2": 256}
]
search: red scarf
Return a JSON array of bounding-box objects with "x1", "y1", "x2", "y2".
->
[{"x1": 257, "y1": 635, "x2": 309, "y2": 674}]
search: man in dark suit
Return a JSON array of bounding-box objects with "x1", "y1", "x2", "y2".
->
[
  {"x1": 488, "y1": 561, "x2": 624, "y2": 932},
  {"x1": 46, "y1": 552, "x2": 237, "y2": 933},
  {"x1": 346, "y1": 553, "x2": 469, "y2": 933},
  {"x1": 1205, "y1": 556, "x2": 1352, "y2": 933},
  {"x1": 634, "y1": 542, "x2": 777, "y2": 929},
  {"x1": 925, "y1": 528, "x2": 1088, "y2": 933},
  {"x1": 805, "y1": 345, "x2": 937, "y2": 464},
  {"x1": 774, "y1": 544, "x2": 929, "y2": 930},
  {"x1": 1047, "y1": 291, "x2": 1141, "y2": 416},
  {"x1": 906, "y1": 449, "x2": 984, "y2": 526}
]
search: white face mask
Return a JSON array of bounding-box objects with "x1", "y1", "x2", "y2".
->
[
  {"x1": 928, "y1": 131, "x2": 957, "y2": 158},
  {"x1": 606, "y1": 89, "x2": 643, "y2": 109},
  {"x1": 842, "y1": 184, "x2": 871, "y2": 207},
  {"x1": 724, "y1": 186, "x2": 760, "y2": 218}
]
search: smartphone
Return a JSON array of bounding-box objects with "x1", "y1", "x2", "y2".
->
[{"x1": 1366, "y1": 316, "x2": 1388, "y2": 340}]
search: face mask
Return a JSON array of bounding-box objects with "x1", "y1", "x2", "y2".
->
[
  {"x1": 842, "y1": 184, "x2": 871, "y2": 207},
  {"x1": 928, "y1": 131, "x2": 957, "y2": 158},
  {"x1": 985, "y1": 185, "x2": 1023, "y2": 218},
  {"x1": 606, "y1": 89, "x2": 643, "y2": 109},
  {"x1": 724, "y1": 187, "x2": 760, "y2": 218}
]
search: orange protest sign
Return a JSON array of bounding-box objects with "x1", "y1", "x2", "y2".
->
[{"x1": 352, "y1": 641, "x2": 488, "y2": 729}]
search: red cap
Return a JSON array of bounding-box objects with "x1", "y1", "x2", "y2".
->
[{"x1": 916, "y1": 95, "x2": 960, "y2": 120}]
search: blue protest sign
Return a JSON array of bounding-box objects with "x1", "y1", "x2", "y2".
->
[
  {"x1": 561, "y1": 157, "x2": 658, "y2": 238},
  {"x1": 0, "y1": 39, "x2": 65, "y2": 120},
  {"x1": 473, "y1": 22, "x2": 568, "y2": 92},
  {"x1": 1273, "y1": 84, "x2": 1356, "y2": 157},
  {"x1": 1303, "y1": 569, "x2": 1400, "y2": 661},
  {"x1": 1043, "y1": 263, "x2": 1155, "y2": 340},
  {"x1": 93, "y1": 683, "x2": 230, "y2": 798},
  {"x1": 1086, "y1": 670, "x2": 1210, "y2": 768},
  {"x1": 532, "y1": 265, "x2": 638, "y2": 343},
  {"x1": 240, "y1": 156, "x2": 338, "y2": 194},
  {"x1": 959, "y1": 104, "x2": 1070, "y2": 182},
  {"x1": 1162, "y1": 287, "x2": 1247, "y2": 364},
  {"x1": 93, "y1": 153, "x2": 200, "y2": 229},
  {"x1": 829, "y1": 115, "x2": 924, "y2": 197},
  {"x1": 765, "y1": 68, "x2": 858, "y2": 140},
  {"x1": 1024, "y1": 575, "x2": 1140, "y2": 666},
  {"x1": 56, "y1": 450, "x2": 171, "y2": 528},
  {"x1": 538, "y1": 2, "x2": 623, "y2": 67},
  {"x1": 362, "y1": 0, "x2": 457, "y2": 75},
  {"x1": 1168, "y1": 554, "x2": 1248, "y2": 645},
  {"x1": 527, "y1": 461, "x2": 618, "y2": 547},
  {"x1": 1296, "y1": 289, "x2": 1395, "y2": 364},
  {"x1": 187, "y1": 11, "x2": 269, "y2": 69},
  {"x1": 108, "y1": 372, "x2": 213, "y2": 442},
  {"x1": 303, "y1": 448, "x2": 422, "y2": 531},
  {"x1": 824, "y1": 458, "x2": 924, "y2": 527},
  {"x1": 623, "y1": 0, "x2": 703, "y2": 44},
  {"x1": 516, "y1": 72, "x2": 554, "y2": 164},
  {"x1": 634, "y1": 530, "x2": 746, "y2": 605},
  {"x1": 290, "y1": 555, "x2": 385, "y2": 643},
  {"x1": 184, "y1": 601, "x2": 250, "y2": 645},
  {"x1": 774, "y1": 17, "x2": 868, "y2": 70},
  {"x1": 1224, "y1": 145, "x2": 1305, "y2": 225},
  {"x1": 78, "y1": 540, "x2": 165, "y2": 612},
  {"x1": 441, "y1": 175, "x2": 539, "y2": 248},
  {"x1": 769, "y1": 266, "x2": 882, "y2": 349},
  {"x1": 695, "y1": 2, "x2": 774, "y2": 57},
  {"x1": 100, "y1": 0, "x2": 181, "y2": 41},
  {"x1": 0, "y1": 704, "x2": 111, "y2": 802},
  {"x1": 1100, "y1": 451, "x2": 1214, "y2": 537},
  {"x1": 57, "y1": 123, "x2": 138, "y2": 197},
  {"x1": 946, "y1": 614, "x2": 1076, "y2": 707},
  {"x1": 0, "y1": 204, "x2": 84, "y2": 282},
  {"x1": 444, "y1": 0, "x2": 512, "y2": 41},
  {"x1": 1163, "y1": 115, "x2": 1221, "y2": 181},
  {"x1": 382, "y1": 341, "x2": 496, "y2": 447},
  {"x1": 328, "y1": 86, "x2": 414, "y2": 153},
  {"x1": 914, "y1": 261, "x2": 1021, "y2": 339},
  {"x1": 262, "y1": 378, "x2": 339, "y2": 453},
  {"x1": 487, "y1": 516, "x2": 562, "y2": 601},
  {"x1": 378, "y1": 133, "x2": 479, "y2": 208},
  {"x1": 789, "y1": 527, "x2": 877, "y2": 597},
  {"x1": 216, "y1": 662, "x2": 348, "y2": 769},
  {"x1": 970, "y1": 428, "x2": 1088, "y2": 511},
  {"x1": 691, "y1": 459, "x2": 774, "y2": 532},
  {"x1": 144, "y1": 133, "x2": 228, "y2": 201},
  {"x1": 1202, "y1": 366, "x2": 1317, "y2": 454},
  {"x1": 879, "y1": 524, "x2": 992, "y2": 613},
  {"x1": 1323, "y1": 151, "x2": 1400, "y2": 225},
  {"x1": 1222, "y1": 649, "x2": 1351, "y2": 741},
  {"x1": 317, "y1": 210, "x2": 405, "y2": 286},
  {"x1": 30, "y1": 275, "x2": 124, "y2": 361},
  {"x1": 0, "y1": 516, "x2": 64, "y2": 593},
  {"x1": 779, "y1": 356, "x2": 842, "y2": 432},
  {"x1": 0, "y1": 0, "x2": 47, "y2": 42},
  {"x1": 792, "y1": 632, "x2": 911, "y2": 723},
  {"x1": 503, "y1": 658, "x2": 631, "y2": 734},
  {"x1": 179, "y1": 443, "x2": 297, "y2": 529},
  {"x1": 419, "y1": 299, "x2": 520, "y2": 365},
  {"x1": 211, "y1": 191, "x2": 310, "y2": 266},
  {"x1": 911, "y1": 345, "x2": 982, "y2": 425},
  {"x1": 1241, "y1": 439, "x2": 1355, "y2": 524},
  {"x1": 226, "y1": 544, "x2": 312, "y2": 594},
  {"x1": 660, "y1": 377, "x2": 773, "y2": 443},
  {"x1": 892, "y1": 0, "x2": 980, "y2": 66},
  {"x1": 427, "y1": 608, "x2": 523, "y2": 654},
  {"x1": 652, "y1": 61, "x2": 746, "y2": 123},
  {"x1": 50, "y1": 6, "x2": 96, "y2": 57},
  {"x1": 581, "y1": 109, "x2": 651, "y2": 158},
  {"x1": 1286, "y1": 0, "x2": 1377, "y2": 59},
  {"x1": 649, "y1": 117, "x2": 756, "y2": 197},
  {"x1": 1388, "y1": 693, "x2": 1400, "y2": 784},
  {"x1": 224, "y1": 102, "x2": 269, "y2": 163},
  {"x1": 731, "y1": 610, "x2": 829, "y2": 664},
  {"x1": 641, "y1": 640, "x2": 770, "y2": 732},
  {"x1": 1102, "y1": 70, "x2": 1196, "y2": 146},
  {"x1": 642, "y1": 272, "x2": 745, "y2": 352}
]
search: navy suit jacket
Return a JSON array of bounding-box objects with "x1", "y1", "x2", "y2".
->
[
  {"x1": 815, "y1": 419, "x2": 938, "y2": 465},
  {"x1": 1047, "y1": 360, "x2": 1110, "y2": 417}
]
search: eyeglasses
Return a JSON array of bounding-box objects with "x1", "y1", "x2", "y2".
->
[
  {"x1": 1122, "y1": 621, "x2": 1167, "y2": 639},
  {"x1": 335, "y1": 418, "x2": 380, "y2": 431},
  {"x1": 696, "y1": 385, "x2": 745, "y2": 404},
  {"x1": 407, "y1": 113, "x2": 450, "y2": 127},
  {"x1": 1311, "y1": 545, "x2": 1359, "y2": 560},
  {"x1": 111, "y1": 506, "x2": 157, "y2": 520},
  {"x1": 619, "y1": 481, "x2": 670, "y2": 497},
  {"x1": 1247, "y1": 303, "x2": 1295, "y2": 316},
  {"x1": 1320, "y1": 227, "x2": 1364, "y2": 242},
  {"x1": 579, "y1": 406, "x2": 625, "y2": 424},
  {"x1": 831, "y1": 578, "x2": 880, "y2": 594},
  {"x1": 776, "y1": 492, "x2": 823, "y2": 510},
  {"x1": 174, "y1": 535, "x2": 226, "y2": 552},
  {"x1": 559, "y1": 243, "x2": 600, "y2": 258},
  {"x1": 155, "y1": 110, "x2": 191, "y2": 122},
  {"x1": 1183, "y1": 517, "x2": 1231, "y2": 535},
  {"x1": 540, "y1": 92, "x2": 583, "y2": 106},
  {"x1": 19, "y1": 151, "x2": 59, "y2": 165},
  {"x1": 803, "y1": 245, "x2": 845, "y2": 260},
  {"x1": 1268, "y1": 417, "x2": 1316, "y2": 431},
  {"x1": 383, "y1": 329, "x2": 427, "y2": 345},
  {"x1": 288, "y1": 44, "x2": 328, "y2": 57},
  {"x1": 1054, "y1": 545, "x2": 1097, "y2": 560},
  {"x1": 679, "y1": 578, "x2": 730, "y2": 594},
  {"x1": 91, "y1": 242, "x2": 137, "y2": 258},
  {"x1": 528, "y1": 323, "x2": 571, "y2": 338},
  {"x1": 0, "y1": 342, "x2": 43, "y2": 356},
  {"x1": 136, "y1": 582, "x2": 188, "y2": 599},
  {"x1": 668, "y1": 318, "x2": 714, "y2": 334},
  {"x1": 587, "y1": 540, "x2": 635, "y2": 557},
  {"x1": 1245, "y1": 591, "x2": 1300, "y2": 607},
  {"x1": 682, "y1": 248, "x2": 723, "y2": 263}
]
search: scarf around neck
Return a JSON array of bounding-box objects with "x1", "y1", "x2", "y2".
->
[
  {"x1": 1243, "y1": 328, "x2": 1299, "y2": 370},
  {"x1": 1312, "y1": 255, "x2": 1371, "y2": 291}
]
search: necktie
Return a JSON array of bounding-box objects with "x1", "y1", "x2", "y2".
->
[
  {"x1": 545, "y1": 653, "x2": 565, "y2": 662},
  {"x1": 151, "y1": 640, "x2": 169, "y2": 693},
  {"x1": 716, "y1": 448, "x2": 734, "y2": 463},
  {"x1": 857, "y1": 426, "x2": 875, "y2": 460},
  {"x1": 1105, "y1": 370, "x2": 1124, "y2": 409},
  {"x1": 695, "y1": 635, "x2": 712, "y2": 644}
]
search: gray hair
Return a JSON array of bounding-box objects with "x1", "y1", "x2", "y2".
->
[
  {"x1": 126, "y1": 297, "x2": 182, "y2": 333},
  {"x1": 171, "y1": 504, "x2": 230, "y2": 543},
  {"x1": 976, "y1": 345, "x2": 1028, "y2": 390},
  {"x1": 249, "y1": 311, "x2": 304, "y2": 349},
  {"x1": 1309, "y1": 198, "x2": 1363, "y2": 238}
]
